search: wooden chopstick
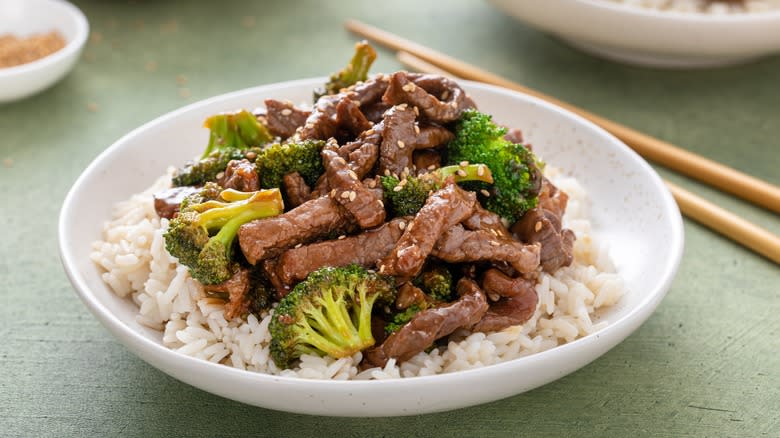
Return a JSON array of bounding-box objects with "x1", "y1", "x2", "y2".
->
[
  {"x1": 394, "y1": 50, "x2": 780, "y2": 265},
  {"x1": 346, "y1": 19, "x2": 780, "y2": 215}
]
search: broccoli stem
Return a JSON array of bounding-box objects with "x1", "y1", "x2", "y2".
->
[{"x1": 433, "y1": 164, "x2": 494, "y2": 185}]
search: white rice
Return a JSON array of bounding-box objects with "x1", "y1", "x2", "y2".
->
[
  {"x1": 90, "y1": 167, "x2": 625, "y2": 379},
  {"x1": 606, "y1": 0, "x2": 780, "y2": 14}
]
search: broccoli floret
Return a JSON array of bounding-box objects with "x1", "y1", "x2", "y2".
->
[
  {"x1": 255, "y1": 139, "x2": 325, "y2": 188},
  {"x1": 446, "y1": 109, "x2": 542, "y2": 222},
  {"x1": 413, "y1": 264, "x2": 453, "y2": 301},
  {"x1": 172, "y1": 148, "x2": 261, "y2": 187},
  {"x1": 164, "y1": 188, "x2": 284, "y2": 284},
  {"x1": 384, "y1": 304, "x2": 425, "y2": 335},
  {"x1": 269, "y1": 265, "x2": 396, "y2": 369},
  {"x1": 201, "y1": 110, "x2": 273, "y2": 159},
  {"x1": 314, "y1": 41, "x2": 377, "y2": 100},
  {"x1": 381, "y1": 163, "x2": 494, "y2": 217}
]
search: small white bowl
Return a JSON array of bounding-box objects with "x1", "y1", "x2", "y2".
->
[
  {"x1": 59, "y1": 78, "x2": 684, "y2": 416},
  {"x1": 0, "y1": 0, "x2": 88, "y2": 103},
  {"x1": 488, "y1": 0, "x2": 780, "y2": 68}
]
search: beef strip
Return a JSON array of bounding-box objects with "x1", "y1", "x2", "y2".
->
[
  {"x1": 379, "y1": 184, "x2": 476, "y2": 280},
  {"x1": 471, "y1": 293, "x2": 538, "y2": 333},
  {"x1": 282, "y1": 172, "x2": 311, "y2": 208},
  {"x1": 415, "y1": 123, "x2": 455, "y2": 148},
  {"x1": 322, "y1": 144, "x2": 385, "y2": 229},
  {"x1": 413, "y1": 149, "x2": 440, "y2": 173},
  {"x1": 217, "y1": 159, "x2": 259, "y2": 192},
  {"x1": 361, "y1": 101, "x2": 391, "y2": 123},
  {"x1": 335, "y1": 97, "x2": 372, "y2": 137},
  {"x1": 537, "y1": 177, "x2": 568, "y2": 218},
  {"x1": 432, "y1": 225, "x2": 541, "y2": 274},
  {"x1": 276, "y1": 217, "x2": 408, "y2": 285},
  {"x1": 504, "y1": 128, "x2": 523, "y2": 145},
  {"x1": 378, "y1": 106, "x2": 455, "y2": 176},
  {"x1": 264, "y1": 99, "x2": 310, "y2": 139},
  {"x1": 202, "y1": 269, "x2": 251, "y2": 320},
  {"x1": 238, "y1": 195, "x2": 356, "y2": 264},
  {"x1": 480, "y1": 268, "x2": 536, "y2": 299},
  {"x1": 262, "y1": 258, "x2": 290, "y2": 299},
  {"x1": 395, "y1": 282, "x2": 429, "y2": 310},
  {"x1": 153, "y1": 186, "x2": 199, "y2": 219},
  {"x1": 462, "y1": 203, "x2": 509, "y2": 237},
  {"x1": 344, "y1": 74, "x2": 390, "y2": 106},
  {"x1": 382, "y1": 72, "x2": 475, "y2": 124},
  {"x1": 363, "y1": 278, "x2": 488, "y2": 367},
  {"x1": 511, "y1": 208, "x2": 575, "y2": 273}
]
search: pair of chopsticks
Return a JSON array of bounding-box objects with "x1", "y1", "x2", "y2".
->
[{"x1": 345, "y1": 19, "x2": 780, "y2": 265}]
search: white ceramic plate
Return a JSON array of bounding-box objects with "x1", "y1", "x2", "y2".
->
[
  {"x1": 59, "y1": 78, "x2": 684, "y2": 416},
  {"x1": 0, "y1": 0, "x2": 88, "y2": 103},
  {"x1": 488, "y1": 0, "x2": 780, "y2": 68}
]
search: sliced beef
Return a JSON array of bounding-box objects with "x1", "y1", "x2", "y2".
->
[
  {"x1": 395, "y1": 282, "x2": 429, "y2": 310},
  {"x1": 299, "y1": 95, "x2": 340, "y2": 140},
  {"x1": 462, "y1": 203, "x2": 510, "y2": 237},
  {"x1": 415, "y1": 123, "x2": 455, "y2": 149},
  {"x1": 378, "y1": 105, "x2": 417, "y2": 176},
  {"x1": 382, "y1": 72, "x2": 475, "y2": 124},
  {"x1": 361, "y1": 101, "x2": 391, "y2": 123},
  {"x1": 480, "y1": 268, "x2": 536, "y2": 299},
  {"x1": 262, "y1": 258, "x2": 291, "y2": 300},
  {"x1": 282, "y1": 172, "x2": 311, "y2": 208},
  {"x1": 218, "y1": 159, "x2": 259, "y2": 192},
  {"x1": 379, "y1": 184, "x2": 476, "y2": 280},
  {"x1": 511, "y1": 208, "x2": 575, "y2": 273},
  {"x1": 238, "y1": 196, "x2": 356, "y2": 264},
  {"x1": 264, "y1": 99, "x2": 310, "y2": 139},
  {"x1": 322, "y1": 145, "x2": 385, "y2": 229},
  {"x1": 432, "y1": 225, "x2": 541, "y2": 274},
  {"x1": 344, "y1": 74, "x2": 390, "y2": 107},
  {"x1": 276, "y1": 217, "x2": 407, "y2": 285},
  {"x1": 504, "y1": 128, "x2": 524, "y2": 145},
  {"x1": 203, "y1": 269, "x2": 251, "y2": 320},
  {"x1": 343, "y1": 127, "x2": 382, "y2": 178},
  {"x1": 472, "y1": 293, "x2": 538, "y2": 333},
  {"x1": 335, "y1": 98, "x2": 372, "y2": 137},
  {"x1": 153, "y1": 186, "x2": 198, "y2": 219},
  {"x1": 413, "y1": 149, "x2": 441, "y2": 173},
  {"x1": 538, "y1": 177, "x2": 569, "y2": 218},
  {"x1": 363, "y1": 278, "x2": 488, "y2": 367}
]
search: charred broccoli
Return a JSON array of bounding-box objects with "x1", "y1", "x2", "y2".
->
[
  {"x1": 255, "y1": 139, "x2": 325, "y2": 188},
  {"x1": 269, "y1": 265, "x2": 396, "y2": 369},
  {"x1": 314, "y1": 40, "x2": 377, "y2": 100},
  {"x1": 381, "y1": 163, "x2": 494, "y2": 217},
  {"x1": 164, "y1": 188, "x2": 284, "y2": 284},
  {"x1": 172, "y1": 148, "x2": 261, "y2": 187},
  {"x1": 384, "y1": 304, "x2": 425, "y2": 335},
  {"x1": 201, "y1": 110, "x2": 273, "y2": 159},
  {"x1": 446, "y1": 109, "x2": 542, "y2": 222}
]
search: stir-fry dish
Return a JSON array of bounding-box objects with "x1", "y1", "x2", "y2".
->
[{"x1": 93, "y1": 42, "x2": 624, "y2": 378}]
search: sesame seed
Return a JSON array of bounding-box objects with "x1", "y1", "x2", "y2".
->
[
  {"x1": 393, "y1": 185, "x2": 404, "y2": 192},
  {"x1": 334, "y1": 156, "x2": 347, "y2": 166},
  {"x1": 379, "y1": 264, "x2": 386, "y2": 273},
  {"x1": 245, "y1": 151, "x2": 257, "y2": 160},
  {"x1": 397, "y1": 140, "x2": 405, "y2": 149},
  {"x1": 450, "y1": 101, "x2": 458, "y2": 108},
  {"x1": 348, "y1": 191, "x2": 356, "y2": 202},
  {"x1": 330, "y1": 189, "x2": 337, "y2": 197},
  {"x1": 368, "y1": 179, "x2": 377, "y2": 188},
  {"x1": 413, "y1": 106, "x2": 419, "y2": 116},
  {"x1": 294, "y1": 243, "x2": 303, "y2": 249},
  {"x1": 414, "y1": 125, "x2": 420, "y2": 135},
  {"x1": 490, "y1": 229, "x2": 498, "y2": 236},
  {"x1": 488, "y1": 293, "x2": 500, "y2": 302},
  {"x1": 477, "y1": 165, "x2": 485, "y2": 176},
  {"x1": 397, "y1": 103, "x2": 408, "y2": 110},
  {"x1": 340, "y1": 191, "x2": 350, "y2": 199},
  {"x1": 281, "y1": 108, "x2": 292, "y2": 116},
  {"x1": 490, "y1": 240, "x2": 500, "y2": 246},
  {"x1": 384, "y1": 169, "x2": 391, "y2": 176},
  {"x1": 377, "y1": 199, "x2": 384, "y2": 207},
  {"x1": 407, "y1": 222, "x2": 414, "y2": 231},
  {"x1": 480, "y1": 189, "x2": 490, "y2": 197},
  {"x1": 365, "y1": 129, "x2": 375, "y2": 136},
  {"x1": 338, "y1": 235, "x2": 346, "y2": 240},
  {"x1": 348, "y1": 170, "x2": 358, "y2": 180},
  {"x1": 402, "y1": 83, "x2": 413, "y2": 92},
  {"x1": 398, "y1": 179, "x2": 407, "y2": 187},
  {"x1": 534, "y1": 221, "x2": 542, "y2": 232},
  {"x1": 441, "y1": 90, "x2": 449, "y2": 100},
  {"x1": 427, "y1": 164, "x2": 436, "y2": 170},
  {"x1": 216, "y1": 172, "x2": 225, "y2": 179},
  {"x1": 398, "y1": 221, "x2": 406, "y2": 230},
  {"x1": 459, "y1": 160, "x2": 469, "y2": 167},
  {"x1": 456, "y1": 169, "x2": 467, "y2": 177},
  {"x1": 392, "y1": 173, "x2": 399, "y2": 179},
  {"x1": 353, "y1": 100, "x2": 361, "y2": 107}
]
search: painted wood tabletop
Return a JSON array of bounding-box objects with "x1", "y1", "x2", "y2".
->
[{"x1": 0, "y1": 0, "x2": 778, "y2": 436}]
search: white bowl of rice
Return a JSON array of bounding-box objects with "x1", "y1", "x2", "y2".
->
[
  {"x1": 488, "y1": 0, "x2": 780, "y2": 68},
  {"x1": 59, "y1": 78, "x2": 684, "y2": 416}
]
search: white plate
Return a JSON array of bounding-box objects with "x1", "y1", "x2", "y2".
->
[
  {"x1": 0, "y1": 0, "x2": 89, "y2": 102},
  {"x1": 488, "y1": 0, "x2": 780, "y2": 68},
  {"x1": 59, "y1": 78, "x2": 684, "y2": 416}
]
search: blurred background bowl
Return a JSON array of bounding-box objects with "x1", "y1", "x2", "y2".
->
[
  {"x1": 488, "y1": 0, "x2": 780, "y2": 68},
  {"x1": 0, "y1": 0, "x2": 88, "y2": 103}
]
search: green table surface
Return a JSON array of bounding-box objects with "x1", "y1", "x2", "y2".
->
[{"x1": 2, "y1": 0, "x2": 778, "y2": 436}]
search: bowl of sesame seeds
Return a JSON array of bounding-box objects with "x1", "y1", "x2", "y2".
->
[{"x1": 0, "y1": 0, "x2": 88, "y2": 103}]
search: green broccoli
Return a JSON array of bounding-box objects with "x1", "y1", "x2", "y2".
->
[
  {"x1": 381, "y1": 163, "x2": 494, "y2": 217},
  {"x1": 446, "y1": 109, "x2": 542, "y2": 222},
  {"x1": 255, "y1": 139, "x2": 325, "y2": 188},
  {"x1": 384, "y1": 304, "x2": 425, "y2": 335},
  {"x1": 413, "y1": 264, "x2": 454, "y2": 302},
  {"x1": 172, "y1": 148, "x2": 261, "y2": 187},
  {"x1": 164, "y1": 188, "x2": 284, "y2": 285},
  {"x1": 200, "y1": 110, "x2": 273, "y2": 159},
  {"x1": 269, "y1": 265, "x2": 397, "y2": 369},
  {"x1": 314, "y1": 41, "x2": 377, "y2": 100}
]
